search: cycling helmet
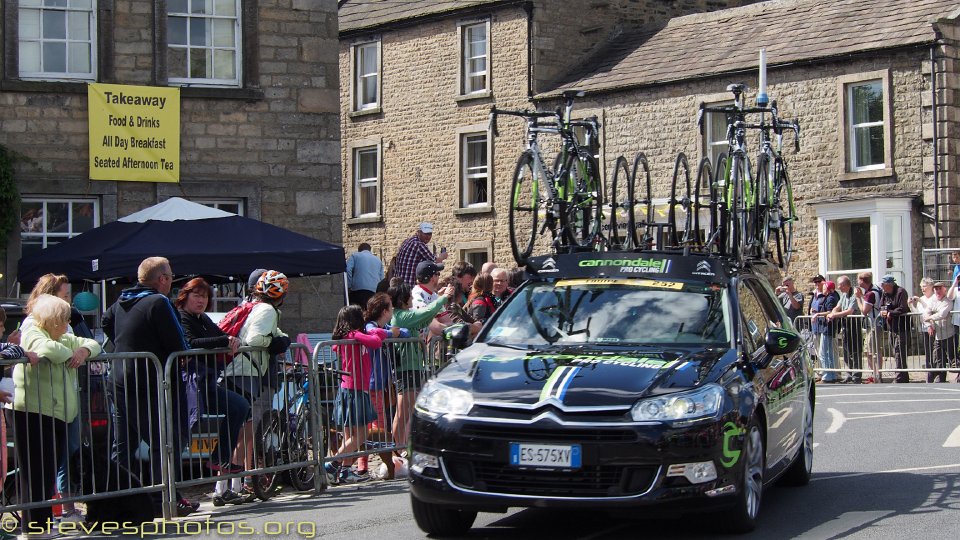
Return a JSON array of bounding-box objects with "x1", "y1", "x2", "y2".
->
[{"x1": 256, "y1": 270, "x2": 289, "y2": 299}]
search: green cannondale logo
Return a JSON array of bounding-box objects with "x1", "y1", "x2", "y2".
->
[{"x1": 720, "y1": 421, "x2": 746, "y2": 468}]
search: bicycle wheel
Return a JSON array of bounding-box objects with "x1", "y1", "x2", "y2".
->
[
  {"x1": 755, "y1": 153, "x2": 772, "y2": 257},
  {"x1": 727, "y1": 154, "x2": 747, "y2": 263},
  {"x1": 608, "y1": 156, "x2": 633, "y2": 250},
  {"x1": 631, "y1": 152, "x2": 653, "y2": 249},
  {"x1": 772, "y1": 156, "x2": 796, "y2": 270},
  {"x1": 508, "y1": 150, "x2": 542, "y2": 265},
  {"x1": 667, "y1": 153, "x2": 691, "y2": 248},
  {"x1": 714, "y1": 152, "x2": 731, "y2": 257},
  {"x1": 286, "y1": 408, "x2": 318, "y2": 492},
  {"x1": 694, "y1": 156, "x2": 717, "y2": 251},
  {"x1": 560, "y1": 152, "x2": 603, "y2": 250},
  {"x1": 252, "y1": 410, "x2": 283, "y2": 500}
]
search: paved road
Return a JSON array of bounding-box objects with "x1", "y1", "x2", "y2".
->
[{"x1": 132, "y1": 383, "x2": 960, "y2": 539}]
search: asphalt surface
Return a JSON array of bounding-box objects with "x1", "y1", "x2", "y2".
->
[{"x1": 54, "y1": 383, "x2": 960, "y2": 539}]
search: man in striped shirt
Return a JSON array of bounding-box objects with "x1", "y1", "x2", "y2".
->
[{"x1": 394, "y1": 222, "x2": 448, "y2": 285}]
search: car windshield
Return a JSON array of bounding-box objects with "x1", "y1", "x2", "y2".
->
[{"x1": 482, "y1": 279, "x2": 730, "y2": 347}]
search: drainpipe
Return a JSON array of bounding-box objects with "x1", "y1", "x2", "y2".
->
[
  {"x1": 524, "y1": 1, "x2": 534, "y2": 100},
  {"x1": 931, "y1": 41, "x2": 942, "y2": 249}
]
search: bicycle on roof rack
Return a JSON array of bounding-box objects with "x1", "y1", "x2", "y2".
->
[
  {"x1": 693, "y1": 83, "x2": 800, "y2": 268},
  {"x1": 490, "y1": 89, "x2": 604, "y2": 266}
]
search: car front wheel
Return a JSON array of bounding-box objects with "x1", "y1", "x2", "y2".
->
[
  {"x1": 411, "y1": 494, "x2": 478, "y2": 537},
  {"x1": 719, "y1": 417, "x2": 764, "y2": 533}
]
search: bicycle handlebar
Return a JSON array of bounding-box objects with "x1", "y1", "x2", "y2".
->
[{"x1": 489, "y1": 106, "x2": 562, "y2": 138}]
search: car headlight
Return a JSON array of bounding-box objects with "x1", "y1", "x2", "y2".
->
[
  {"x1": 630, "y1": 384, "x2": 724, "y2": 423},
  {"x1": 415, "y1": 381, "x2": 474, "y2": 416}
]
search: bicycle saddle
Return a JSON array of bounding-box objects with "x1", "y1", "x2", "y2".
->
[
  {"x1": 726, "y1": 83, "x2": 746, "y2": 95},
  {"x1": 561, "y1": 89, "x2": 586, "y2": 99}
]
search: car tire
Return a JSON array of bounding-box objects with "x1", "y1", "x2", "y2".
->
[
  {"x1": 411, "y1": 494, "x2": 477, "y2": 536},
  {"x1": 779, "y1": 397, "x2": 814, "y2": 487},
  {"x1": 718, "y1": 416, "x2": 764, "y2": 533}
]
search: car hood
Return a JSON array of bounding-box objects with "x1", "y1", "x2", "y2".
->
[{"x1": 434, "y1": 343, "x2": 734, "y2": 407}]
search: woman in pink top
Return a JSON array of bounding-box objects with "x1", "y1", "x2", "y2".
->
[{"x1": 327, "y1": 305, "x2": 388, "y2": 483}]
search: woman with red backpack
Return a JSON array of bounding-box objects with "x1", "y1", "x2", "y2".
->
[{"x1": 467, "y1": 273, "x2": 496, "y2": 324}]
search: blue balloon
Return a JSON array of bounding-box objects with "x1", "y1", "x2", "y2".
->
[{"x1": 73, "y1": 291, "x2": 99, "y2": 312}]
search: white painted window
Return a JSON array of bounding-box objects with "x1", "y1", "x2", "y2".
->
[
  {"x1": 196, "y1": 198, "x2": 244, "y2": 216},
  {"x1": 354, "y1": 41, "x2": 379, "y2": 110},
  {"x1": 703, "y1": 101, "x2": 732, "y2": 168},
  {"x1": 167, "y1": 0, "x2": 241, "y2": 87},
  {"x1": 815, "y1": 197, "x2": 913, "y2": 293},
  {"x1": 353, "y1": 146, "x2": 379, "y2": 218},
  {"x1": 461, "y1": 21, "x2": 488, "y2": 94},
  {"x1": 20, "y1": 198, "x2": 99, "y2": 259},
  {"x1": 461, "y1": 132, "x2": 489, "y2": 207},
  {"x1": 18, "y1": 0, "x2": 97, "y2": 80},
  {"x1": 847, "y1": 80, "x2": 885, "y2": 171}
]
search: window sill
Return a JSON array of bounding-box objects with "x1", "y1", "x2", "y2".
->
[
  {"x1": 0, "y1": 80, "x2": 88, "y2": 93},
  {"x1": 179, "y1": 87, "x2": 264, "y2": 100},
  {"x1": 839, "y1": 167, "x2": 895, "y2": 182},
  {"x1": 454, "y1": 205, "x2": 493, "y2": 216},
  {"x1": 349, "y1": 107, "x2": 382, "y2": 118},
  {"x1": 346, "y1": 215, "x2": 382, "y2": 225},
  {"x1": 455, "y1": 91, "x2": 492, "y2": 104}
]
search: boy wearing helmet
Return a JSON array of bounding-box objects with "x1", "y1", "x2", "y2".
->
[{"x1": 222, "y1": 270, "x2": 292, "y2": 498}]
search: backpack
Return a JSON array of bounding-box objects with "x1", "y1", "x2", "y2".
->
[{"x1": 218, "y1": 301, "x2": 257, "y2": 337}]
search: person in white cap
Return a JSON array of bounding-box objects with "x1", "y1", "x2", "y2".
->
[{"x1": 394, "y1": 222, "x2": 447, "y2": 286}]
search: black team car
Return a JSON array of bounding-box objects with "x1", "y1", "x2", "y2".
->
[{"x1": 409, "y1": 252, "x2": 814, "y2": 535}]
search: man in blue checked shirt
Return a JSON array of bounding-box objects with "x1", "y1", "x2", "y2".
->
[{"x1": 346, "y1": 243, "x2": 384, "y2": 307}]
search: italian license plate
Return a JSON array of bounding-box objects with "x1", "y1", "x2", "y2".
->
[
  {"x1": 510, "y1": 443, "x2": 581, "y2": 468},
  {"x1": 190, "y1": 437, "x2": 217, "y2": 454}
]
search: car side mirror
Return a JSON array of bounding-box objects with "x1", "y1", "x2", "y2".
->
[
  {"x1": 444, "y1": 323, "x2": 471, "y2": 350},
  {"x1": 764, "y1": 328, "x2": 801, "y2": 357}
]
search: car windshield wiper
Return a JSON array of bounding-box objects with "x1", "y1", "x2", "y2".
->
[{"x1": 483, "y1": 339, "x2": 538, "y2": 351}]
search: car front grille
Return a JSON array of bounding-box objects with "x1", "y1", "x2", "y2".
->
[
  {"x1": 459, "y1": 424, "x2": 637, "y2": 443},
  {"x1": 444, "y1": 458, "x2": 657, "y2": 498}
]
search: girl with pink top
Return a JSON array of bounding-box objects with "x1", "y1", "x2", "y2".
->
[{"x1": 327, "y1": 305, "x2": 388, "y2": 484}]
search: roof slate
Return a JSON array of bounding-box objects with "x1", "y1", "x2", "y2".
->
[
  {"x1": 339, "y1": 0, "x2": 507, "y2": 33},
  {"x1": 549, "y1": 0, "x2": 960, "y2": 96}
]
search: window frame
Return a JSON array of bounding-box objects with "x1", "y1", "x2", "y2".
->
[
  {"x1": 346, "y1": 139, "x2": 382, "y2": 222},
  {"x1": 19, "y1": 197, "x2": 100, "y2": 257},
  {"x1": 702, "y1": 99, "x2": 733, "y2": 168},
  {"x1": 5, "y1": 0, "x2": 101, "y2": 83},
  {"x1": 459, "y1": 130, "x2": 491, "y2": 209},
  {"x1": 457, "y1": 18, "x2": 490, "y2": 97},
  {"x1": 166, "y1": 0, "x2": 242, "y2": 87},
  {"x1": 350, "y1": 38, "x2": 381, "y2": 113},
  {"x1": 194, "y1": 198, "x2": 245, "y2": 216},
  {"x1": 837, "y1": 70, "x2": 894, "y2": 180}
]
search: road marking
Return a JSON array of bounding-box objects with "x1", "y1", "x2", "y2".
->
[
  {"x1": 813, "y1": 463, "x2": 960, "y2": 482},
  {"x1": 793, "y1": 511, "x2": 893, "y2": 540},
  {"x1": 943, "y1": 425, "x2": 960, "y2": 447},
  {"x1": 825, "y1": 408, "x2": 845, "y2": 434},
  {"x1": 835, "y1": 399, "x2": 960, "y2": 404},
  {"x1": 813, "y1": 443, "x2": 819, "y2": 449},
  {"x1": 818, "y1": 392, "x2": 959, "y2": 398},
  {"x1": 845, "y1": 408, "x2": 960, "y2": 420}
]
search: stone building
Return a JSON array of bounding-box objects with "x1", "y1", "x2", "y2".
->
[
  {"x1": 0, "y1": 0, "x2": 343, "y2": 334},
  {"x1": 544, "y1": 0, "x2": 960, "y2": 294},
  {"x1": 337, "y1": 0, "x2": 755, "y2": 271}
]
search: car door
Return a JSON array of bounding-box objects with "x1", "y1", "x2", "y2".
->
[{"x1": 737, "y1": 278, "x2": 798, "y2": 469}]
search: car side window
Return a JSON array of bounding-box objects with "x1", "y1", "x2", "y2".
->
[
  {"x1": 738, "y1": 281, "x2": 772, "y2": 356},
  {"x1": 745, "y1": 278, "x2": 786, "y2": 328}
]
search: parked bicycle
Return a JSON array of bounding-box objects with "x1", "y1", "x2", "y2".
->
[{"x1": 490, "y1": 90, "x2": 604, "y2": 265}]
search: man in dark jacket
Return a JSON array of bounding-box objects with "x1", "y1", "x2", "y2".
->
[
  {"x1": 878, "y1": 274, "x2": 910, "y2": 383},
  {"x1": 102, "y1": 256, "x2": 197, "y2": 516}
]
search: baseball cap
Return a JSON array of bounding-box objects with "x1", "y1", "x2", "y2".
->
[
  {"x1": 247, "y1": 268, "x2": 267, "y2": 289},
  {"x1": 809, "y1": 274, "x2": 825, "y2": 283},
  {"x1": 881, "y1": 274, "x2": 896, "y2": 284},
  {"x1": 418, "y1": 222, "x2": 434, "y2": 234},
  {"x1": 416, "y1": 261, "x2": 444, "y2": 281}
]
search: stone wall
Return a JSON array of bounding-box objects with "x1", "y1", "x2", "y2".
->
[
  {"x1": 0, "y1": 0, "x2": 343, "y2": 335},
  {"x1": 340, "y1": 6, "x2": 530, "y2": 269}
]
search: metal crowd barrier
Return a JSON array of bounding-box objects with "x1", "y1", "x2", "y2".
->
[
  {"x1": 1, "y1": 352, "x2": 172, "y2": 522},
  {"x1": 794, "y1": 309, "x2": 960, "y2": 383}
]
